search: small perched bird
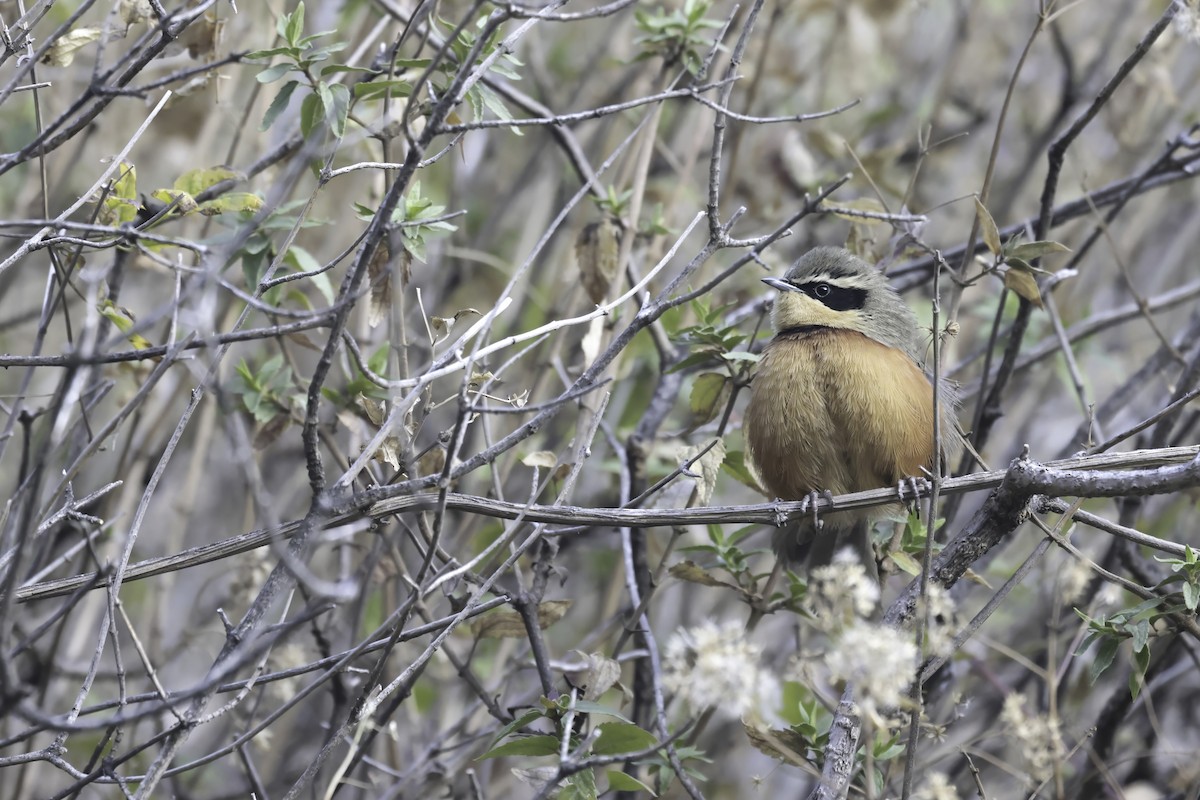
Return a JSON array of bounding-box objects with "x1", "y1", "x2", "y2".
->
[{"x1": 744, "y1": 247, "x2": 958, "y2": 573}]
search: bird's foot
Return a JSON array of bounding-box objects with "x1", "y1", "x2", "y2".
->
[
  {"x1": 771, "y1": 499, "x2": 788, "y2": 528},
  {"x1": 798, "y1": 489, "x2": 833, "y2": 531},
  {"x1": 896, "y1": 476, "x2": 932, "y2": 507}
]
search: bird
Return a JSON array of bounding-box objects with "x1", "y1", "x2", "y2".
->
[{"x1": 744, "y1": 246, "x2": 959, "y2": 575}]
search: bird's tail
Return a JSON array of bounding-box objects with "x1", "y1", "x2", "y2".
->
[{"x1": 774, "y1": 516, "x2": 878, "y2": 581}]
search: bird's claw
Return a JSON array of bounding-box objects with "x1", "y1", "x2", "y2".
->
[
  {"x1": 798, "y1": 489, "x2": 832, "y2": 531},
  {"x1": 896, "y1": 476, "x2": 932, "y2": 505},
  {"x1": 771, "y1": 499, "x2": 788, "y2": 528}
]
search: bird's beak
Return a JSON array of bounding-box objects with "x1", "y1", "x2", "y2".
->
[{"x1": 761, "y1": 277, "x2": 795, "y2": 292}]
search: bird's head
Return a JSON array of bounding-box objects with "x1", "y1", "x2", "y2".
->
[{"x1": 764, "y1": 247, "x2": 922, "y2": 357}]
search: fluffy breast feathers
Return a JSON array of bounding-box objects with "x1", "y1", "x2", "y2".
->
[{"x1": 745, "y1": 328, "x2": 944, "y2": 502}]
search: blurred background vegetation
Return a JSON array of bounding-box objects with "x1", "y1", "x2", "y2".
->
[{"x1": 1, "y1": 0, "x2": 1199, "y2": 797}]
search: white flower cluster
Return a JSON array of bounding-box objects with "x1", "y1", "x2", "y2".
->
[
  {"x1": 913, "y1": 771, "x2": 960, "y2": 800},
  {"x1": 804, "y1": 551, "x2": 880, "y2": 626},
  {"x1": 820, "y1": 621, "x2": 918, "y2": 722},
  {"x1": 1000, "y1": 694, "x2": 1065, "y2": 782},
  {"x1": 921, "y1": 583, "x2": 958, "y2": 659},
  {"x1": 662, "y1": 619, "x2": 780, "y2": 722},
  {"x1": 1176, "y1": 0, "x2": 1200, "y2": 43}
]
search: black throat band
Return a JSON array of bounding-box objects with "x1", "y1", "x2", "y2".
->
[{"x1": 775, "y1": 324, "x2": 829, "y2": 339}]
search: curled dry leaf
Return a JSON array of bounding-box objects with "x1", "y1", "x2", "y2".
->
[
  {"x1": 563, "y1": 650, "x2": 622, "y2": 701},
  {"x1": 252, "y1": 412, "x2": 292, "y2": 450},
  {"x1": 429, "y1": 307, "x2": 480, "y2": 340},
  {"x1": 521, "y1": 450, "x2": 572, "y2": 481},
  {"x1": 679, "y1": 438, "x2": 726, "y2": 506},
  {"x1": 1003, "y1": 264, "x2": 1044, "y2": 308},
  {"x1": 183, "y1": 11, "x2": 222, "y2": 60},
  {"x1": 119, "y1": 0, "x2": 153, "y2": 27},
  {"x1": 418, "y1": 445, "x2": 445, "y2": 478},
  {"x1": 42, "y1": 27, "x2": 104, "y2": 67},
  {"x1": 668, "y1": 560, "x2": 752, "y2": 601},
  {"x1": 354, "y1": 395, "x2": 404, "y2": 473},
  {"x1": 521, "y1": 450, "x2": 559, "y2": 470},
  {"x1": 575, "y1": 217, "x2": 622, "y2": 304},
  {"x1": 511, "y1": 766, "x2": 559, "y2": 792},
  {"x1": 468, "y1": 600, "x2": 572, "y2": 638},
  {"x1": 743, "y1": 722, "x2": 809, "y2": 764},
  {"x1": 367, "y1": 239, "x2": 391, "y2": 329},
  {"x1": 973, "y1": 197, "x2": 1003, "y2": 258}
]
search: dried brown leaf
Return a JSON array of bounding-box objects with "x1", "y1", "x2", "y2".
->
[
  {"x1": 1003, "y1": 266, "x2": 1043, "y2": 308},
  {"x1": 744, "y1": 723, "x2": 809, "y2": 763},
  {"x1": 43, "y1": 27, "x2": 104, "y2": 67},
  {"x1": 575, "y1": 218, "x2": 622, "y2": 304},
  {"x1": 470, "y1": 600, "x2": 572, "y2": 638},
  {"x1": 973, "y1": 197, "x2": 1002, "y2": 258},
  {"x1": 367, "y1": 239, "x2": 391, "y2": 329},
  {"x1": 680, "y1": 438, "x2": 726, "y2": 506}
]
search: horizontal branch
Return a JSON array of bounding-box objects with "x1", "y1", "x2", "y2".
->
[
  {"x1": 13, "y1": 446, "x2": 1196, "y2": 605},
  {"x1": 0, "y1": 317, "x2": 333, "y2": 367}
]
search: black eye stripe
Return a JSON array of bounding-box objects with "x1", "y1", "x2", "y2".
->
[{"x1": 790, "y1": 281, "x2": 868, "y2": 312}]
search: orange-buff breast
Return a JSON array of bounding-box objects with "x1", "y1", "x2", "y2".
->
[{"x1": 745, "y1": 328, "x2": 936, "y2": 502}]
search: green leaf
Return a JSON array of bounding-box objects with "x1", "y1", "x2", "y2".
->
[
  {"x1": 890, "y1": 550, "x2": 922, "y2": 576},
  {"x1": 327, "y1": 83, "x2": 350, "y2": 138},
  {"x1": 720, "y1": 450, "x2": 764, "y2": 494},
  {"x1": 353, "y1": 79, "x2": 414, "y2": 101},
  {"x1": 367, "y1": 343, "x2": 390, "y2": 375},
  {"x1": 1110, "y1": 596, "x2": 1165, "y2": 622},
  {"x1": 256, "y1": 62, "x2": 294, "y2": 83},
  {"x1": 101, "y1": 197, "x2": 138, "y2": 226},
  {"x1": 973, "y1": 196, "x2": 1001, "y2": 258},
  {"x1": 592, "y1": 722, "x2": 658, "y2": 756},
  {"x1": 1088, "y1": 637, "x2": 1120, "y2": 685},
  {"x1": 560, "y1": 768, "x2": 598, "y2": 800},
  {"x1": 283, "y1": 1, "x2": 305, "y2": 46},
  {"x1": 486, "y1": 709, "x2": 545, "y2": 750},
  {"x1": 606, "y1": 770, "x2": 657, "y2": 795},
  {"x1": 478, "y1": 734, "x2": 560, "y2": 760},
  {"x1": 111, "y1": 161, "x2": 137, "y2": 200},
  {"x1": 320, "y1": 63, "x2": 374, "y2": 76},
  {"x1": 1130, "y1": 619, "x2": 1150, "y2": 653},
  {"x1": 300, "y1": 91, "x2": 323, "y2": 139},
  {"x1": 569, "y1": 701, "x2": 632, "y2": 723},
  {"x1": 1129, "y1": 643, "x2": 1151, "y2": 700},
  {"x1": 258, "y1": 354, "x2": 284, "y2": 384},
  {"x1": 873, "y1": 735, "x2": 906, "y2": 761},
  {"x1": 197, "y1": 193, "x2": 264, "y2": 216},
  {"x1": 689, "y1": 372, "x2": 728, "y2": 423},
  {"x1": 316, "y1": 80, "x2": 334, "y2": 121},
  {"x1": 476, "y1": 83, "x2": 520, "y2": 133},
  {"x1": 1006, "y1": 240, "x2": 1071, "y2": 261},
  {"x1": 98, "y1": 300, "x2": 154, "y2": 350},
  {"x1": 261, "y1": 80, "x2": 300, "y2": 130},
  {"x1": 148, "y1": 188, "x2": 197, "y2": 215},
  {"x1": 283, "y1": 245, "x2": 334, "y2": 301},
  {"x1": 242, "y1": 247, "x2": 268, "y2": 289},
  {"x1": 174, "y1": 166, "x2": 241, "y2": 196},
  {"x1": 1183, "y1": 581, "x2": 1198, "y2": 611},
  {"x1": 301, "y1": 42, "x2": 345, "y2": 63},
  {"x1": 245, "y1": 46, "x2": 299, "y2": 60},
  {"x1": 1074, "y1": 630, "x2": 1100, "y2": 657}
]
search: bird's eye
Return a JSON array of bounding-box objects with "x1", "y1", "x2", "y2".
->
[{"x1": 813, "y1": 283, "x2": 831, "y2": 298}]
